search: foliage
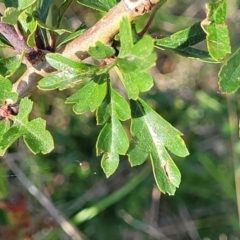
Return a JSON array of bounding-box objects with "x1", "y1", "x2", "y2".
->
[{"x1": 0, "y1": 0, "x2": 238, "y2": 238}]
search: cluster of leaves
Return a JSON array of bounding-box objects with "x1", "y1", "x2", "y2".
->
[
  {"x1": 0, "y1": 0, "x2": 234, "y2": 195},
  {"x1": 37, "y1": 17, "x2": 189, "y2": 195}
]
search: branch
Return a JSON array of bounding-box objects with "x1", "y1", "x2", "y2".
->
[
  {"x1": 0, "y1": 20, "x2": 45, "y2": 65},
  {"x1": 11, "y1": 0, "x2": 162, "y2": 99}
]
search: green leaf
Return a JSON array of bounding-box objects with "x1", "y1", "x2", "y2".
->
[
  {"x1": 1, "y1": 8, "x2": 21, "y2": 25},
  {"x1": 155, "y1": 22, "x2": 206, "y2": 49},
  {"x1": 1, "y1": 0, "x2": 36, "y2": 25},
  {"x1": 33, "y1": 17, "x2": 72, "y2": 35},
  {"x1": 0, "y1": 121, "x2": 11, "y2": 156},
  {"x1": 0, "y1": 98, "x2": 54, "y2": 156},
  {"x1": 23, "y1": 118, "x2": 54, "y2": 154},
  {"x1": 201, "y1": 0, "x2": 230, "y2": 61},
  {"x1": 116, "y1": 17, "x2": 156, "y2": 99},
  {"x1": 96, "y1": 85, "x2": 130, "y2": 177},
  {"x1": 154, "y1": 22, "x2": 219, "y2": 62},
  {"x1": 46, "y1": 53, "x2": 92, "y2": 71},
  {"x1": 3, "y1": 0, "x2": 36, "y2": 9},
  {"x1": 56, "y1": 27, "x2": 86, "y2": 48},
  {"x1": 97, "y1": 116, "x2": 129, "y2": 177},
  {"x1": 117, "y1": 35, "x2": 156, "y2": 72},
  {"x1": 0, "y1": 34, "x2": 12, "y2": 48},
  {"x1": 77, "y1": 0, "x2": 118, "y2": 12},
  {"x1": 219, "y1": 48, "x2": 240, "y2": 93},
  {"x1": 118, "y1": 16, "x2": 133, "y2": 56},
  {"x1": 38, "y1": 53, "x2": 97, "y2": 90},
  {"x1": 97, "y1": 86, "x2": 131, "y2": 125},
  {"x1": 163, "y1": 47, "x2": 216, "y2": 63},
  {"x1": 57, "y1": 0, "x2": 74, "y2": 28},
  {"x1": 0, "y1": 77, "x2": 18, "y2": 103},
  {"x1": 18, "y1": 10, "x2": 38, "y2": 47},
  {"x1": 0, "y1": 56, "x2": 22, "y2": 78},
  {"x1": 66, "y1": 75, "x2": 107, "y2": 114},
  {"x1": 88, "y1": 41, "x2": 115, "y2": 59},
  {"x1": 35, "y1": 0, "x2": 52, "y2": 23},
  {"x1": 128, "y1": 99, "x2": 189, "y2": 195},
  {"x1": 117, "y1": 71, "x2": 153, "y2": 100}
]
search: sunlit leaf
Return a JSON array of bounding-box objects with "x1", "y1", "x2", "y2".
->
[
  {"x1": 38, "y1": 53, "x2": 97, "y2": 90},
  {"x1": 88, "y1": 41, "x2": 115, "y2": 59},
  {"x1": 201, "y1": 0, "x2": 230, "y2": 61},
  {"x1": 116, "y1": 17, "x2": 156, "y2": 99},
  {"x1": 66, "y1": 75, "x2": 107, "y2": 114},
  {"x1": 0, "y1": 77, "x2": 18, "y2": 103},
  {"x1": 219, "y1": 48, "x2": 240, "y2": 93},
  {"x1": 128, "y1": 99, "x2": 189, "y2": 195}
]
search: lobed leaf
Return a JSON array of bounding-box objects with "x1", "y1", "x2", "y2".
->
[
  {"x1": 97, "y1": 86, "x2": 130, "y2": 125},
  {"x1": 18, "y1": 10, "x2": 38, "y2": 47},
  {"x1": 201, "y1": 0, "x2": 230, "y2": 61},
  {"x1": 46, "y1": 53, "x2": 92, "y2": 71},
  {"x1": 219, "y1": 48, "x2": 240, "y2": 93},
  {"x1": 1, "y1": 0, "x2": 36, "y2": 25},
  {"x1": 127, "y1": 99, "x2": 189, "y2": 195},
  {"x1": 0, "y1": 98, "x2": 54, "y2": 156},
  {"x1": 116, "y1": 18, "x2": 156, "y2": 99},
  {"x1": 97, "y1": 116, "x2": 129, "y2": 177},
  {"x1": 88, "y1": 41, "x2": 115, "y2": 59},
  {"x1": 66, "y1": 75, "x2": 108, "y2": 114},
  {"x1": 96, "y1": 85, "x2": 130, "y2": 177},
  {"x1": 0, "y1": 56, "x2": 22, "y2": 77},
  {"x1": 117, "y1": 71, "x2": 153, "y2": 100},
  {"x1": 0, "y1": 77, "x2": 18, "y2": 103}
]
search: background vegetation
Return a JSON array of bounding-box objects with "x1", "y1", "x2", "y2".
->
[{"x1": 0, "y1": 0, "x2": 239, "y2": 239}]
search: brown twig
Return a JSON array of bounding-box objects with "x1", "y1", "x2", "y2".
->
[{"x1": 138, "y1": 3, "x2": 159, "y2": 38}]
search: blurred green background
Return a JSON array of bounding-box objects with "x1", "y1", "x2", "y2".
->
[{"x1": 0, "y1": 0, "x2": 240, "y2": 239}]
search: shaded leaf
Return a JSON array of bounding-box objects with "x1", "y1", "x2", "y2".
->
[{"x1": 96, "y1": 85, "x2": 130, "y2": 177}]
